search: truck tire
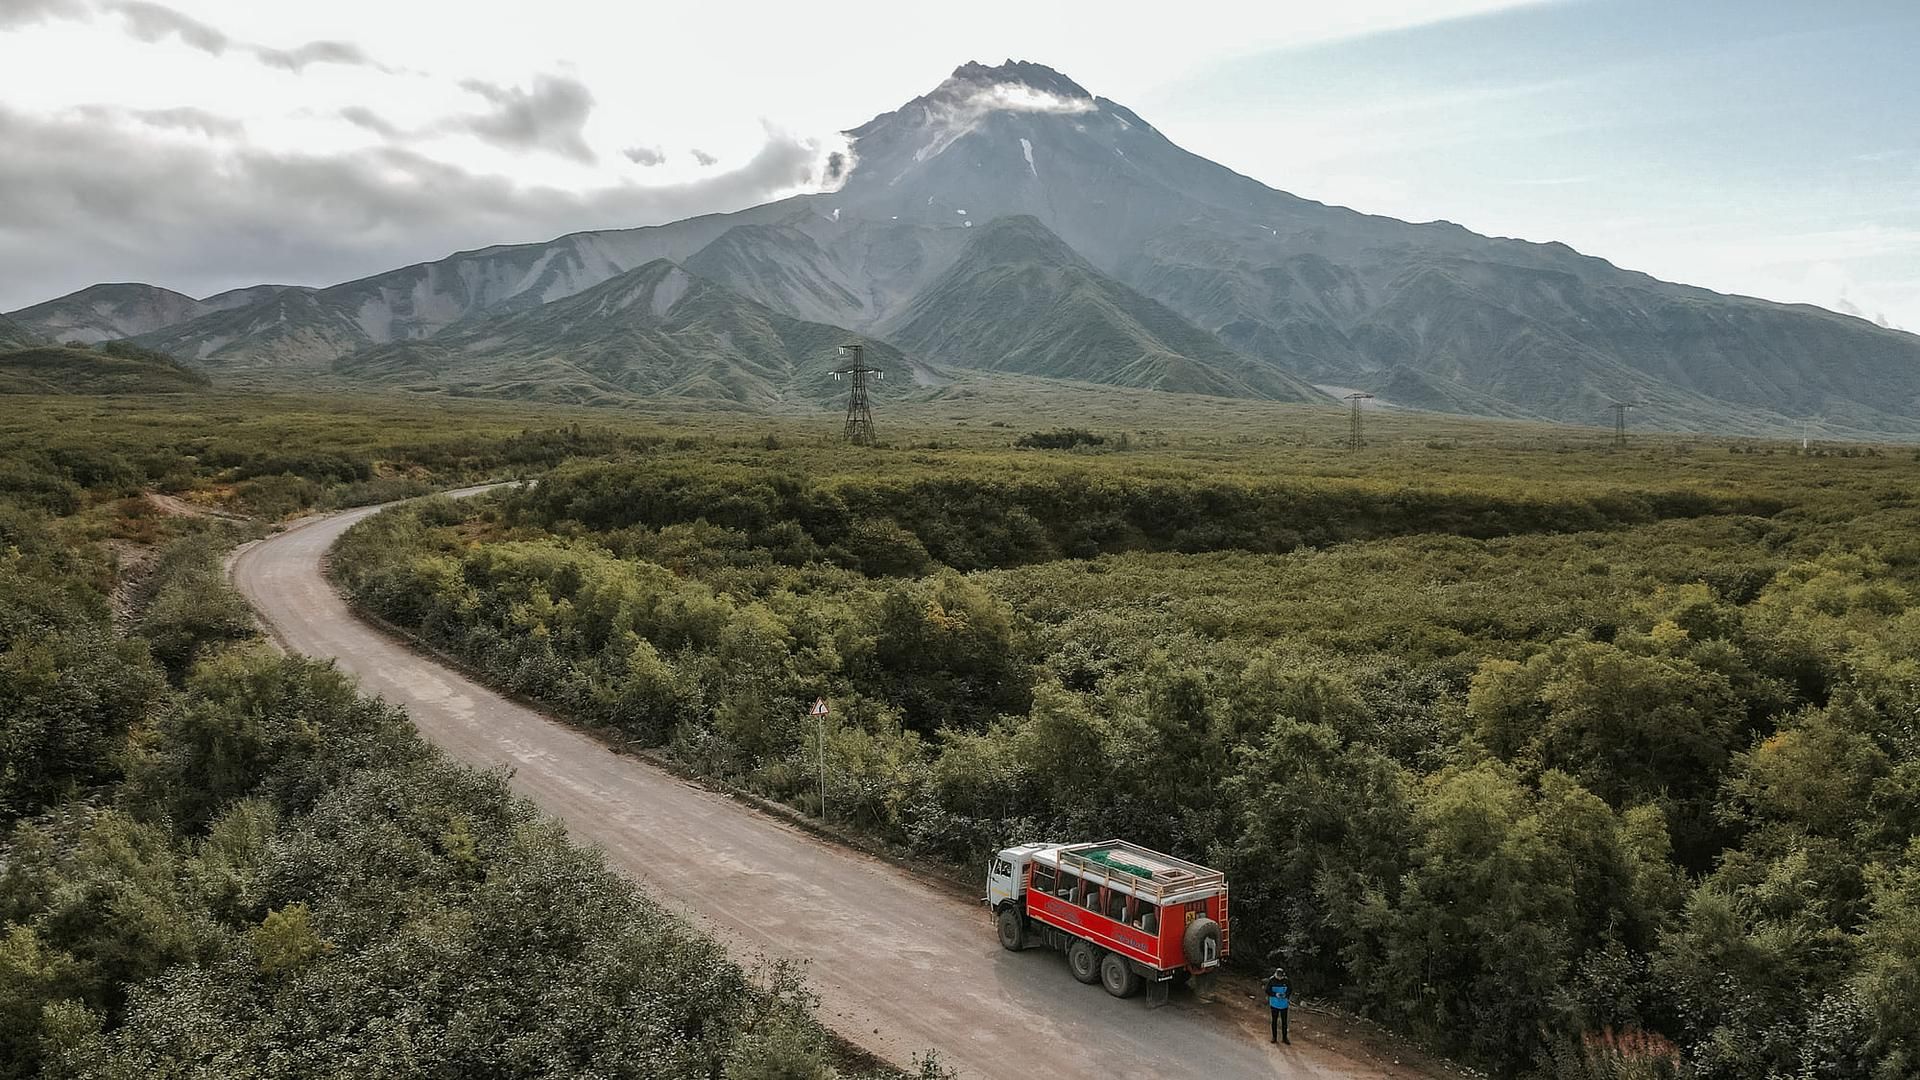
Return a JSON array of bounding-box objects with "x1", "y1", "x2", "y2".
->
[
  {"x1": 1100, "y1": 951, "x2": 1142, "y2": 998},
  {"x1": 996, "y1": 908, "x2": 1027, "y2": 951},
  {"x1": 1182, "y1": 917, "x2": 1222, "y2": 970},
  {"x1": 1067, "y1": 938, "x2": 1101, "y2": 984}
]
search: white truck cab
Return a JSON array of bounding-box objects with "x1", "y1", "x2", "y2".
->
[{"x1": 985, "y1": 843, "x2": 1048, "y2": 908}]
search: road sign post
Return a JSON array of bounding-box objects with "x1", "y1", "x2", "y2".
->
[{"x1": 810, "y1": 697, "x2": 830, "y2": 823}]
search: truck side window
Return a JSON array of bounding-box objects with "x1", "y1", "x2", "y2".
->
[
  {"x1": 1135, "y1": 901, "x2": 1159, "y2": 932},
  {"x1": 992, "y1": 858, "x2": 1013, "y2": 877},
  {"x1": 1031, "y1": 862, "x2": 1055, "y2": 894},
  {"x1": 1058, "y1": 870, "x2": 1081, "y2": 902}
]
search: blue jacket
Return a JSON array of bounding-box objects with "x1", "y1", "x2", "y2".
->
[{"x1": 1267, "y1": 982, "x2": 1289, "y2": 1009}]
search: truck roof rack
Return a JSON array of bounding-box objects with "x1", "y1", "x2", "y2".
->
[{"x1": 1041, "y1": 839, "x2": 1226, "y2": 906}]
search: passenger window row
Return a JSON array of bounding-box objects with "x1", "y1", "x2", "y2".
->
[{"x1": 1029, "y1": 862, "x2": 1159, "y2": 931}]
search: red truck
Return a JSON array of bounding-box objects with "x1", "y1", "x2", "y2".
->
[{"x1": 985, "y1": 839, "x2": 1230, "y2": 997}]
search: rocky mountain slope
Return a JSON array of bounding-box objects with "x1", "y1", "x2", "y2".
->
[
  {"x1": 880, "y1": 215, "x2": 1318, "y2": 400},
  {"x1": 335, "y1": 260, "x2": 927, "y2": 408},
  {"x1": 7, "y1": 282, "x2": 296, "y2": 345},
  {"x1": 10, "y1": 60, "x2": 1920, "y2": 434},
  {"x1": 808, "y1": 61, "x2": 1920, "y2": 434}
]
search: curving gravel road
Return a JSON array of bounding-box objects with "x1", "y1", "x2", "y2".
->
[{"x1": 231, "y1": 493, "x2": 1422, "y2": 1080}]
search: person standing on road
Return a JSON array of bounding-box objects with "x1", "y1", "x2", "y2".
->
[{"x1": 1266, "y1": 967, "x2": 1290, "y2": 1045}]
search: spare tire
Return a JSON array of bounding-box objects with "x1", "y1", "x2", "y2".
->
[{"x1": 1182, "y1": 917, "x2": 1221, "y2": 970}]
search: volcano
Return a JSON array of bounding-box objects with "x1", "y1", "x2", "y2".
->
[{"x1": 13, "y1": 60, "x2": 1920, "y2": 433}]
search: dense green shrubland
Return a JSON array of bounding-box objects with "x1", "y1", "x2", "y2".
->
[
  {"x1": 0, "y1": 416, "x2": 914, "y2": 1079},
  {"x1": 507, "y1": 456, "x2": 1778, "y2": 571},
  {"x1": 336, "y1": 444, "x2": 1920, "y2": 1079},
  {"x1": 1, "y1": 394, "x2": 686, "y2": 520}
]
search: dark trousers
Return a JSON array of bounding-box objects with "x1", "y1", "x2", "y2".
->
[{"x1": 1271, "y1": 1006, "x2": 1289, "y2": 1043}]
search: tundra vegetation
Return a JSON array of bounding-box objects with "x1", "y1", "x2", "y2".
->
[
  {"x1": 0, "y1": 394, "x2": 938, "y2": 1079},
  {"x1": 4, "y1": 391, "x2": 1919, "y2": 1078},
  {"x1": 330, "y1": 426, "x2": 1920, "y2": 1080}
]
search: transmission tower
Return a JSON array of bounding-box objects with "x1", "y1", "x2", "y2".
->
[
  {"x1": 1609, "y1": 402, "x2": 1636, "y2": 448},
  {"x1": 830, "y1": 343, "x2": 882, "y2": 446},
  {"x1": 1345, "y1": 392, "x2": 1374, "y2": 451}
]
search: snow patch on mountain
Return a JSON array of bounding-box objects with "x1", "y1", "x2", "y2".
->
[{"x1": 1020, "y1": 137, "x2": 1037, "y2": 177}]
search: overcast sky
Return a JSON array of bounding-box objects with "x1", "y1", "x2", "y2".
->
[{"x1": 1, "y1": 0, "x2": 1914, "y2": 330}]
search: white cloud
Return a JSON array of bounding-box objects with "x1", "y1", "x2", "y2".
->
[
  {"x1": 0, "y1": 0, "x2": 1627, "y2": 310},
  {"x1": 452, "y1": 73, "x2": 596, "y2": 162},
  {"x1": 0, "y1": 103, "x2": 854, "y2": 306}
]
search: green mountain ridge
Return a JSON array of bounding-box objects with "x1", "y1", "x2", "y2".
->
[
  {"x1": 0, "y1": 343, "x2": 212, "y2": 395},
  {"x1": 879, "y1": 216, "x2": 1323, "y2": 402},
  {"x1": 335, "y1": 259, "x2": 927, "y2": 408},
  {"x1": 0, "y1": 314, "x2": 42, "y2": 350},
  {"x1": 683, "y1": 223, "x2": 872, "y2": 329}
]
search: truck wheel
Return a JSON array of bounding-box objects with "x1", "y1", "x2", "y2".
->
[
  {"x1": 996, "y1": 908, "x2": 1027, "y2": 951},
  {"x1": 1067, "y1": 938, "x2": 1101, "y2": 984},
  {"x1": 1100, "y1": 952, "x2": 1142, "y2": 998}
]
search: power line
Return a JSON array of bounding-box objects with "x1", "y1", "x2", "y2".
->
[{"x1": 830, "y1": 343, "x2": 881, "y2": 446}]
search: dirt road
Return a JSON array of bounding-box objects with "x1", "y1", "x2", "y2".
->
[{"x1": 231, "y1": 495, "x2": 1426, "y2": 1080}]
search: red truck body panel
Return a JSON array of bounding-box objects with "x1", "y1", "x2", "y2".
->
[{"x1": 1017, "y1": 840, "x2": 1230, "y2": 974}]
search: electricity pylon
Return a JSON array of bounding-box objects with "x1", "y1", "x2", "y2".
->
[
  {"x1": 1345, "y1": 392, "x2": 1374, "y2": 451},
  {"x1": 830, "y1": 343, "x2": 882, "y2": 446},
  {"x1": 1610, "y1": 402, "x2": 1636, "y2": 448}
]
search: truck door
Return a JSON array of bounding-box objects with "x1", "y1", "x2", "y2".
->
[{"x1": 986, "y1": 854, "x2": 1020, "y2": 908}]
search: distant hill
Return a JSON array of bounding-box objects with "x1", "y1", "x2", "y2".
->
[
  {"x1": 0, "y1": 342, "x2": 212, "y2": 395},
  {"x1": 7, "y1": 282, "x2": 297, "y2": 345},
  {"x1": 115, "y1": 216, "x2": 764, "y2": 370},
  {"x1": 336, "y1": 260, "x2": 929, "y2": 408},
  {"x1": 13, "y1": 59, "x2": 1920, "y2": 435},
  {"x1": 0, "y1": 314, "x2": 41, "y2": 350},
  {"x1": 880, "y1": 215, "x2": 1321, "y2": 401},
  {"x1": 138, "y1": 287, "x2": 378, "y2": 369}
]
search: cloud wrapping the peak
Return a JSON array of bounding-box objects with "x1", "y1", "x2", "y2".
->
[
  {"x1": 905, "y1": 81, "x2": 1097, "y2": 166},
  {"x1": 964, "y1": 82, "x2": 1097, "y2": 117}
]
